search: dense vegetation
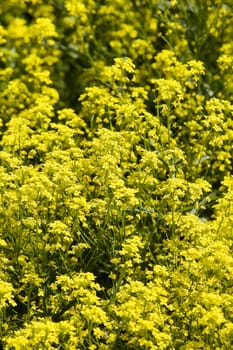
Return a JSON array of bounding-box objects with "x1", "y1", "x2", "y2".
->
[{"x1": 1, "y1": 0, "x2": 233, "y2": 348}]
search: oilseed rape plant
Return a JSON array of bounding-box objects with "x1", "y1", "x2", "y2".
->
[{"x1": 0, "y1": 0, "x2": 233, "y2": 349}]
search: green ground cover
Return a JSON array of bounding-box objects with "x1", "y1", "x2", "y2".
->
[{"x1": 1, "y1": 0, "x2": 233, "y2": 348}]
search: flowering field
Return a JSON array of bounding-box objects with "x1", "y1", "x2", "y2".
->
[{"x1": 1, "y1": 0, "x2": 233, "y2": 349}]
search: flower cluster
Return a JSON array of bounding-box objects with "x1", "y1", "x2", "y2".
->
[{"x1": 1, "y1": 0, "x2": 233, "y2": 349}]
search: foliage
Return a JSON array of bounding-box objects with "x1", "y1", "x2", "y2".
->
[{"x1": 0, "y1": 0, "x2": 233, "y2": 349}]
